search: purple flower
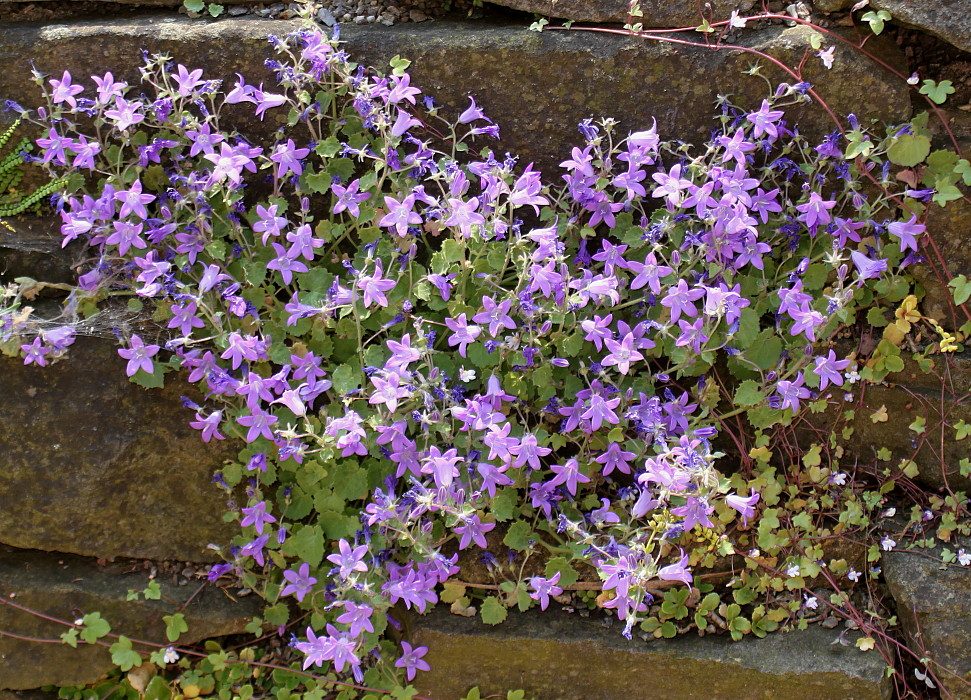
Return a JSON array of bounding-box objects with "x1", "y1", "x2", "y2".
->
[
  {"x1": 459, "y1": 95, "x2": 490, "y2": 124},
  {"x1": 331, "y1": 179, "x2": 371, "y2": 217},
  {"x1": 850, "y1": 250, "x2": 887, "y2": 280},
  {"x1": 549, "y1": 458, "x2": 590, "y2": 496},
  {"x1": 252, "y1": 84, "x2": 286, "y2": 120},
  {"x1": 657, "y1": 550, "x2": 692, "y2": 585},
  {"x1": 472, "y1": 295, "x2": 516, "y2": 338},
  {"x1": 662, "y1": 279, "x2": 705, "y2": 322},
  {"x1": 240, "y1": 500, "x2": 277, "y2": 534},
  {"x1": 379, "y1": 194, "x2": 422, "y2": 236},
  {"x1": 747, "y1": 100, "x2": 785, "y2": 140},
  {"x1": 281, "y1": 562, "x2": 318, "y2": 602},
  {"x1": 356, "y1": 262, "x2": 397, "y2": 308},
  {"x1": 336, "y1": 601, "x2": 374, "y2": 638},
  {"x1": 266, "y1": 242, "x2": 308, "y2": 285},
  {"x1": 595, "y1": 442, "x2": 636, "y2": 476},
  {"x1": 240, "y1": 534, "x2": 269, "y2": 566},
  {"x1": 444, "y1": 313, "x2": 481, "y2": 358},
  {"x1": 21, "y1": 338, "x2": 50, "y2": 367},
  {"x1": 454, "y1": 514, "x2": 495, "y2": 549},
  {"x1": 527, "y1": 572, "x2": 563, "y2": 610},
  {"x1": 327, "y1": 538, "x2": 369, "y2": 579},
  {"x1": 394, "y1": 642, "x2": 431, "y2": 681},
  {"x1": 49, "y1": 71, "x2": 84, "y2": 108},
  {"x1": 237, "y1": 409, "x2": 278, "y2": 442},
  {"x1": 270, "y1": 138, "x2": 310, "y2": 179},
  {"x1": 602, "y1": 332, "x2": 645, "y2": 375},
  {"x1": 172, "y1": 64, "x2": 204, "y2": 96},
  {"x1": 795, "y1": 191, "x2": 836, "y2": 229},
  {"x1": 117, "y1": 334, "x2": 159, "y2": 376},
  {"x1": 421, "y1": 446, "x2": 462, "y2": 488},
  {"x1": 725, "y1": 491, "x2": 760, "y2": 525},
  {"x1": 104, "y1": 96, "x2": 144, "y2": 131},
  {"x1": 776, "y1": 372, "x2": 811, "y2": 412},
  {"x1": 189, "y1": 410, "x2": 224, "y2": 443},
  {"x1": 812, "y1": 350, "x2": 851, "y2": 391},
  {"x1": 888, "y1": 214, "x2": 925, "y2": 253}
]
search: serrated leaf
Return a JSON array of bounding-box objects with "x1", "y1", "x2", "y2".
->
[
  {"x1": 544, "y1": 556, "x2": 579, "y2": 587},
  {"x1": 282, "y1": 524, "x2": 325, "y2": 567},
  {"x1": 733, "y1": 380, "x2": 765, "y2": 407},
  {"x1": 503, "y1": 521, "x2": 533, "y2": 551},
  {"x1": 480, "y1": 596, "x2": 508, "y2": 625}
]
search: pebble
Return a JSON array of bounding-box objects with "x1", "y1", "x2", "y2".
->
[
  {"x1": 228, "y1": 5, "x2": 249, "y2": 15},
  {"x1": 316, "y1": 7, "x2": 337, "y2": 25}
]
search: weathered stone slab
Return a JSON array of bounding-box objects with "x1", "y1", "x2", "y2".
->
[
  {"x1": 0, "y1": 336, "x2": 236, "y2": 562},
  {"x1": 408, "y1": 606, "x2": 891, "y2": 699},
  {"x1": 0, "y1": 17, "x2": 910, "y2": 175},
  {"x1": 814, "y1": 0, "x2": 854, "y2": 11},
  {"x1": 483, "y1": 0, "x2": 754, "y2": 27},
  {"x1": 884, "y1": 541, "x2": 971, "y2": 699},
  {"x1": 0, "y1": 548, "x2": 260, "y2": 690},
  {"x1": 0, "y1": 215, "x2": 79, "y2": 285},
  {"x1": 872, "y1": 0, "x2": 971, "y2": 54},
  {"x1": 842, "y1": 369, "x2": 971, "y2": 494},
  {"x1": 910, "y1": 198, "x2": 971, "y2": 329}
]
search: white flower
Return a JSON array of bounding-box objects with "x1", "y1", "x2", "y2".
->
[
  {"x1": 881, "y1": 507, "x2": 896, "y2": 517},
  {"x1": 847, "y1": 568, "x2": 861, "y2": 582},
  {"x1": 729, "y1": 10, "x2": 747, "y2": 28},
  {"x1": 786, "y1": 564, "x2": 801, "y2": 577},
  {"x1": 817, "y1": 46, "x2": 836, "y2": 69},
  {"x1": 881, "y1": 536, "x2": 896, "y2": 551},
  {"x1": 458, "y1": 367, "x2": 476, "y2": 382},
  {"x1": 958, "y1": 548, "x2": 971, "y2": 566},
  {"x1": 907, "y1": 72, "x2": 920, "y2": 86},
  {"x1": 73, "y1": 618, "x2": 84, "y2": 627},
  {"x1": 163, "y1": 646, "x2": 179, "y2": 664},
  {"x1": 804, "y1": 595, "x2": 818, "y2": 610},
  {"x1": 845, "y1": 369, "x2": 861, "y2": 384},
  {"x1": 830, "y1": 472, "x2": 847, "y2": 486}
]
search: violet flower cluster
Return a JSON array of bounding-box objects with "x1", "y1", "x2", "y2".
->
[{"x1": 9, "y1": 18, "x2": 929, "y2": 685}]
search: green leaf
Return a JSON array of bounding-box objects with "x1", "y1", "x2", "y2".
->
[
  {"x1": 746, "y1": 333, "x2": 782, "y2": 371},
  {"x1": 144, "y1": 675, "x2": 172, "y2": 700},
  {"x1": 282, "y1": 524, "x2": 325, "y2": 567},
  {"x1": 130, "y1": 366, "x2": 166, "y2": 389},
  {"x1": 920, "y1": 79, "x2": 956, "y2": 105},
  {"x1": 544, "y1": 556, "x2": 579, "y2": 588},
  {"x1": 733, "y1": 380, "x2": 765, "y2": 407},
  {"x1": 490, "y1": 488, "x2": 519, "y2": 521},
  {"x1": 949, "y1": 275, "x2": 971, "y2": 305},
  {"x1": 887, "y1": 133, "x2": 930, "y2": 167},
  {"x1": 109, "y1": 636, "x2": 142, "y2": 671},
  {"x1": 861, "y1": 10, "x2": 890, "y2": 35},
  {"x1": 207, "y1": 4, "x2": 224, "y2": 17},
  {"x1": 332, "y1": 363, "x2": 359, "y2": 394},
  {"x1": 503, "y1": 521, "x2": 533, "y2": 551},
  {"x1": 163, "y1": 613, "x2": 188, "y2": 643},
  {"x1": 480, "y1": 596, "x2": 508, "y2": 625},
  {"x1": 183, "y1": 0, "x2": 205, "y2": 12},
  {"x1": 60, "y1": 628, "x2": 78, "y2": 648},
  {"x1": 80, "y1": 612, "x2": 111, "y2": 644}
]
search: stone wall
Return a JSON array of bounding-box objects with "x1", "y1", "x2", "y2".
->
[{"x1": 1, "y1": 0, "x2": 970, "y2": 697}]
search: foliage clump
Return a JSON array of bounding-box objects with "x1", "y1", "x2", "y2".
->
[{"x1": 3, "y1": 7, "x2": 970, "y2": 697}]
